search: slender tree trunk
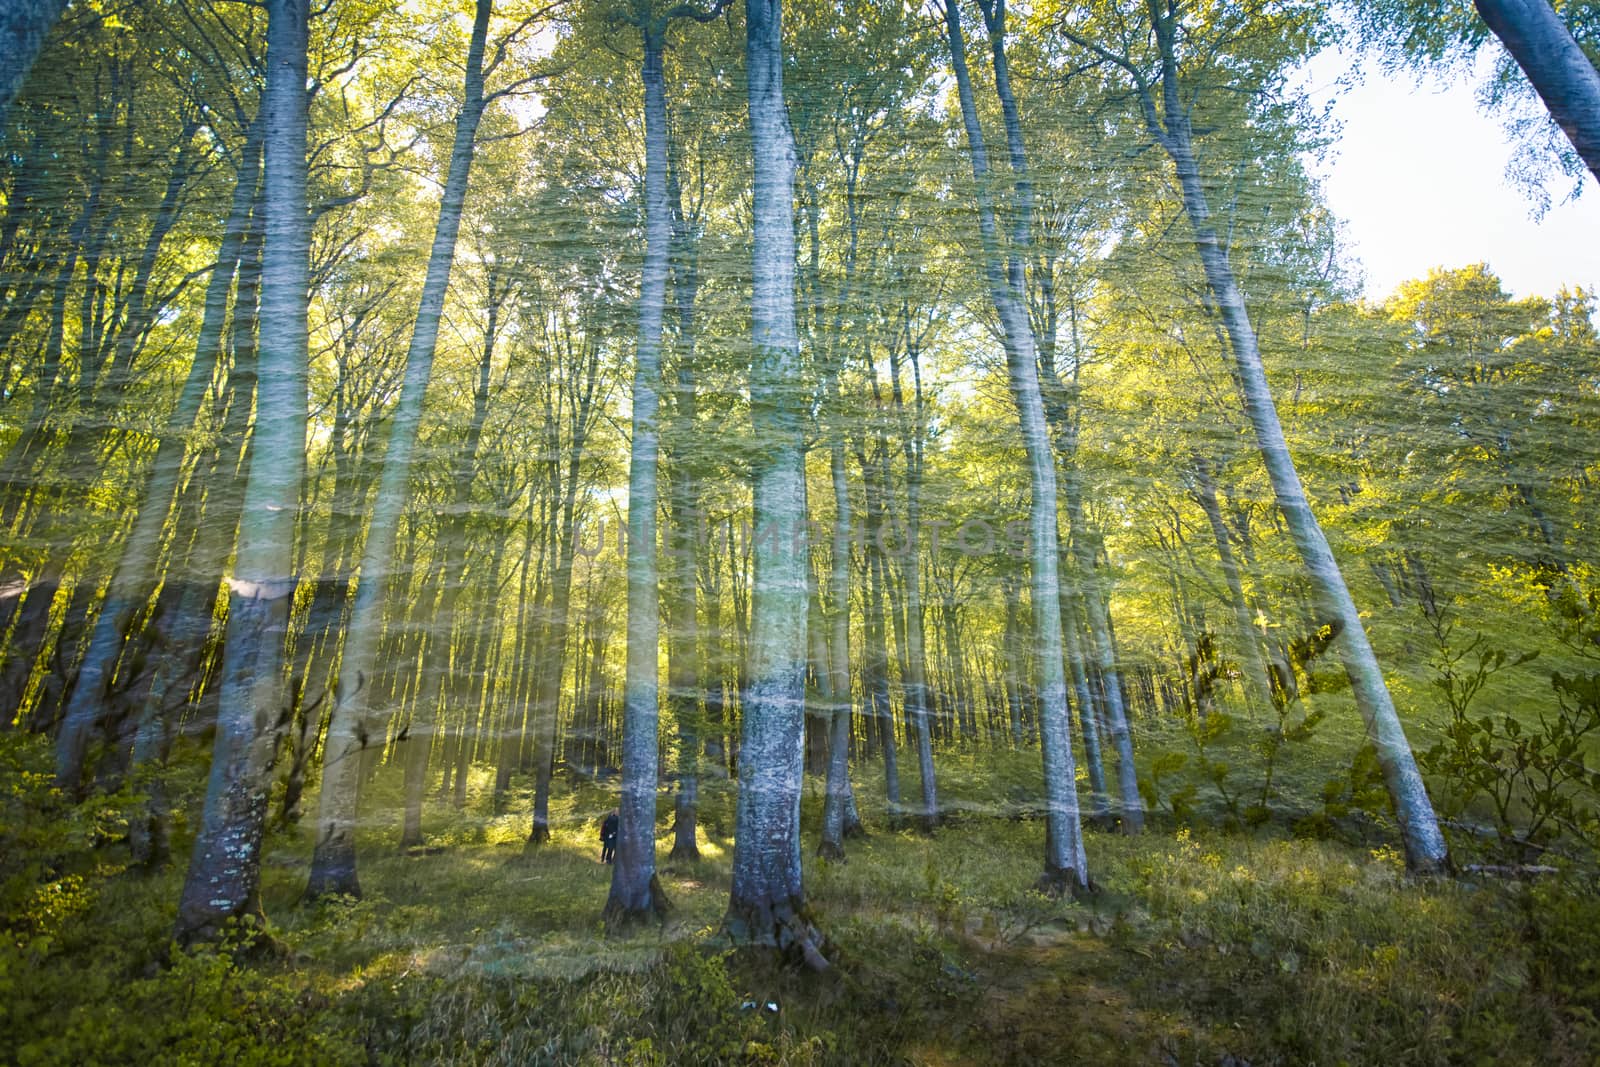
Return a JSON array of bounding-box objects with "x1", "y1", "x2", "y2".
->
[
  {"x1": 861, "y1": 465, "x2": 900, "y2": 811},
  {"x1": 569, "y1": 593, "x2": 602, "y2": 777},
  {"x1": 665, "y1": 118, "x2": 708, "y2": 861},
  {"x1": 526, "y1": 457, "x2": 588, "y2": 843},
  {"x1": 398, "y1": 599, "x2": 443, "y2": 847},
  {"x1": 1226, "y1": 498, "x2": 1298, "y2": 699},
  {"x1": 401, "y1": 397, "x2": 500, "y2": 842},
  {"x1": 944, "y1": 0, "x2": 1087, "y2": 893},
  {"x1": 306, "y1": 0, "x2": 491, "y2": 899},
  {"x1": 175, "y1": 0, "x2": 309, "y2": 944},
  {"x1": 983, "y1": 0, "x2": 1132, "y2": 839},
  {"x1": 1192, "y1": 453, "x2": 1274, "y2": 711},
  {"x1": 726, "y1": 0, "x2": 825, "y2": 967},
  {"x1": 818, "y1": 434, "x2": 860, "y2": 858},
  {"x1": 1142, "y1": 6, "x2": 1449, "y2": 873},
  {"x1": 451, "y1": 536, "x2": 505, "y2": 808},
  {"x1": 1058, "y1": 577, "x2": 1110, "y2": 823},
  {"x1": 606, "y1": 19, "x2": 673, "y2": 924},
  {"x1": 728, "y1": 517, "x2": 750, "y2": 776},
  {"x1": 890, "y1": 340, "x2": 938, "y2": 829},
  {"x1": 524, "y1": 324, "x2": 603, "y2": 842},
  {"x1": 280, "y1": 388, "x2": 381, "y2": 825},
  {"x1": 1061, "y1": 471, "x2": 1143, "y2": 832},
  {"x1": 495, "y1": 489, "x2": 541, "y2": 810},
  {"x1": 1002, "y1": 578, "x2": 1024, "y2": 747}
]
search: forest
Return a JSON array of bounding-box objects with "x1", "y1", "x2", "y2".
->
[{"x1": 1, "y1": 0, "x2": 1598, "y2": 1062}]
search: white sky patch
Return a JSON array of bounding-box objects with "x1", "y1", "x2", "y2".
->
[{"x1": 1299, "y1": 47, "x2": 1599, "y2": 301}]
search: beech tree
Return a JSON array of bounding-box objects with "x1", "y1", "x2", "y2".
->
[
  {"x1": 1474, "y1": 0, "x2": 1600, "y2": 186},
  {"x1": 305, "y1": 0, "x2": 512, "y2": 902},
  {"x1": 604, "y1": 0, "x2": 728, "y2": 926},
  {"x1": 1053, "y1": 0, "x2": 1450, "y2": 873},
  {"x1": 943, "y1": 0, "x2": 1090, "y2": 893},
  {"x1": 724, "y1": 0, "x2": 829, "y2": 968},
  {"x1": 174, "y1": 0, "x2": 310, "y2": 944},
  {"x1": 8, "y1": 0, "x2": 1592, "y2": 994}
]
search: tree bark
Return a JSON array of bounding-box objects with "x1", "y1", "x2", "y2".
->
[
  {"x1": 1475, "y1": 0, "x2": 1600, "y2": 186},
  {"x1": 175, "y1": 0, "x2": 310, "y2": 944},
  {"x1": 725, "y1": 0, "x2": 824, "y2": 967},
  {"x1": 306, "y1": 0, "x2": 492, "y2": 899},
  {"x1": 944, "y1": 0, "x2": 1088, "y2": 893},
  {"x1": 1137, "y1": 1, "x2": 1449, "y2": 873},
  {"x1": 0, "y1": 0, "x2": 68, "y2": 126},
  {"x1": 606, "y1": 16, "x2": 673, "y2": 925}
]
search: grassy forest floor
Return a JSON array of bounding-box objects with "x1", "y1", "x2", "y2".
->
[{"x1": 5, "y1": 733, "x2": 1600, "y2": 1066}]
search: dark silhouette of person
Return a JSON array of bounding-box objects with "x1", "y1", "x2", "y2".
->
[{"x1": 600, "y1": 809, "x2": 618, "y2": 864}]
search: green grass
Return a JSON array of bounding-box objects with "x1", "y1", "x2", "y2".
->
[{"x1": 5, "y1": 732, "x2": 1600, "y2": 1065}]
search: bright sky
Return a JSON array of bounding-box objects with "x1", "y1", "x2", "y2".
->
[{"x1": 1300, "y1": 48, "x2": 1600, "y2": 302}]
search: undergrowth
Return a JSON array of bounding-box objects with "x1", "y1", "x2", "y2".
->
[{"x1": 3, "y1": 732, "x2": 1599, "y2": 1064}]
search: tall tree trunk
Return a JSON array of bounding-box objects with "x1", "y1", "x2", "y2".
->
[
  {"x1": 1060, "y1": 469, "x2": 1143, "y2": 832},
  {"x1": 450, "y1": 535, "x2": 506, "y2": 808},
  {"x1": 281, "y1": 365, "x2": 386, "y2": 826},
  {"x1": 605, "y1": 15, "x2": 672, "y2": 926},
  {"x1": 495, "y1": 488, "x2": 542, "y2": 810},
  {"x1": 983, "y1": 0, "x2": 1135, "y2": 836},
  {"x1": 401, "y1": 359, "x2": 501, "y2": 844},
  {"x1": 944, "y1": 0, "x2": 1088, "y2": 893},
  {"x1": 890, "y1": 334, "x2": 938, "y2": 829},
  {"x1": 1224, "y1": 496, "x2": 1298, "y2": 701},
  {"x1": 726, "y1": 0, "x2": 825, "y2": 968},
  {"x1": 699, "y1": 537, "x2": 730, "y2": 779},
  {"x1": 525, "y1": 384, "x2": 595, "y2": 845},
  {"x1": 859, "y1": 451, "x2": 900, "y2": 811},
  {"x1": 1141, "y1": 4, "x2": 1449, "y2": 873},
  {"x1": 818, "y1": 432, "x2": 861, "y2": 858},
  {"x1": 665, "y1": 116, "x2": 709, "y2": 862},
  {"x1": 175, "y1": 0, "x2": 309, "y2": 944},
  {"x1": 1191, "y1": 453, "x2": 1275, "y2": 711},
  {"x1": 1002, "y1": 576, "x2": 1024, "y2": 747},
  {"x1": 398, "y1": 586, "x2": 446, "y2": 849},
  {"x1": 306, "y1": 0, "x2": 491, "y2": 899}
]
